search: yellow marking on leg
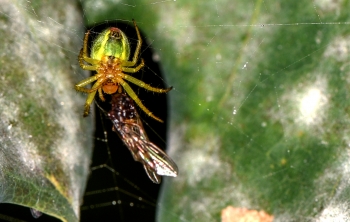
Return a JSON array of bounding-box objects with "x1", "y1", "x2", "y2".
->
[
  {"x1": 120, "y1": 74, "x2": 172, "y2": 93},
  {"x1": 120, "y1": 79, "x2": 163, "y2": 122}
]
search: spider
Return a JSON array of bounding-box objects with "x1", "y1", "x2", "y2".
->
[{"x1": 75, "y1": 20, "x2": 172, "y2": 122}]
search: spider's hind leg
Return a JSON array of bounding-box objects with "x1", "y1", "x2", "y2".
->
[{"x1": 83, "y1": 90, "x2": 98, "y2": 117}]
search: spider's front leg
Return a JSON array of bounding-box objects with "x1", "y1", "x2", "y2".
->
[
  {"x1": 79, "y1": 30, "x2": 100, "y2": 70},
  {"x1": 79, "y1": 49, "x2": 99, "y2": 70},
  {"x1": 122, "y1": 58, "x2": 144, "y2": 73},
  {"x1": 122, "y1": 20, "x2": 143, "y2": 67}
]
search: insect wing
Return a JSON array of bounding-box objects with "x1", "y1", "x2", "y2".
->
[
  {"x1": 141, "y1": 140, "x2": 178, "y2": 177},
  {"x1": 107, "y1": 93, "x2": 178, "y2": 183},
  {"x1": 30, "y1": 208, "x2": 43, "y2": 218},
  {"x1": 115, "y1": 121, "x2": 178, "y2": 183}
]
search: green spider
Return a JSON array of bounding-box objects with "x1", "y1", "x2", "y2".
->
[{"x1": 75, "y1": 20, "x2": 172, "y2": 122}]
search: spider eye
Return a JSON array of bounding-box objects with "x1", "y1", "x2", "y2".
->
[{"x1": 109, "y1": 28, "x2": 121, "y2": 39}]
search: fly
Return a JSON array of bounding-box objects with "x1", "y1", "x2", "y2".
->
[{"x1": 98, "y1": 93, "x2": 178, "y2": 184}]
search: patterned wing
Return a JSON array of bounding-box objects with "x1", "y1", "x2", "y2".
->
[{"x1": 107, "y1": 93, "x2": 178, "y2": 184}]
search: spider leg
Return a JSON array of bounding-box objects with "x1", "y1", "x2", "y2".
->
[
  {"x1": 120, "y1": 73, "x2": 173, "y2": 93},
  {"x1": 76, "y1": 76, "x2": 106, "y2": 116},
  {"x1": 79, "y1": 49, "x2": 99, "y2": 70},
  {"x1": 79, "y1": 30, "x2": 100, "y2": 69},
  {"x1": 82, "y1": 81, "x2": 102, "y2": 117},
  {"x1": 121, "y1": 58, "x2": 144, "y2": 73},
  {"x1": 75, "y1": 74, "x2": 101, "y2": 93},
  {"x1": 83, "y1": 90, "x2": 97, "y2": 117},
  {"x1": 120, "y1": 79, "x2": 164, "y2": 122},
  {"x1": 98, "y1": 87, "x2": 105, "y2": 101},
  {"x1": 122, "y1": 19, "x2": 142, "y2": 67}
]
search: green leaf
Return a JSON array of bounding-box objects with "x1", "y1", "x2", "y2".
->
[
  {"x1": 0, "y1": 0, "x2": 92, "y2": 221},
  {"x1": 82, "y1": 0, "x2": 350, "y2": 221}
]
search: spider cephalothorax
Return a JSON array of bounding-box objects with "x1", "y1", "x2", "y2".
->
[{"x1": 76, "y1": 20, "x2": 172, "y2": 122}]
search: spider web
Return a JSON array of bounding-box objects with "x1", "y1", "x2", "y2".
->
[{"x1": 0, "y1": 0, "x2": 350, "y2": 221}]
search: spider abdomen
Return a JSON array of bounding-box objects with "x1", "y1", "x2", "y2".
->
[{"x1": 91, "y1": 28, "x2": 130, "y2": 61}]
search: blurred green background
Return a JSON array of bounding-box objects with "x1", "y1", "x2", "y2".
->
[
  {"x1": 82, "y1": 0, "x2": 350, "y2": 221},
  {"x1": 1, "y1": 0, "x2": 350, "y2": 221}
]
